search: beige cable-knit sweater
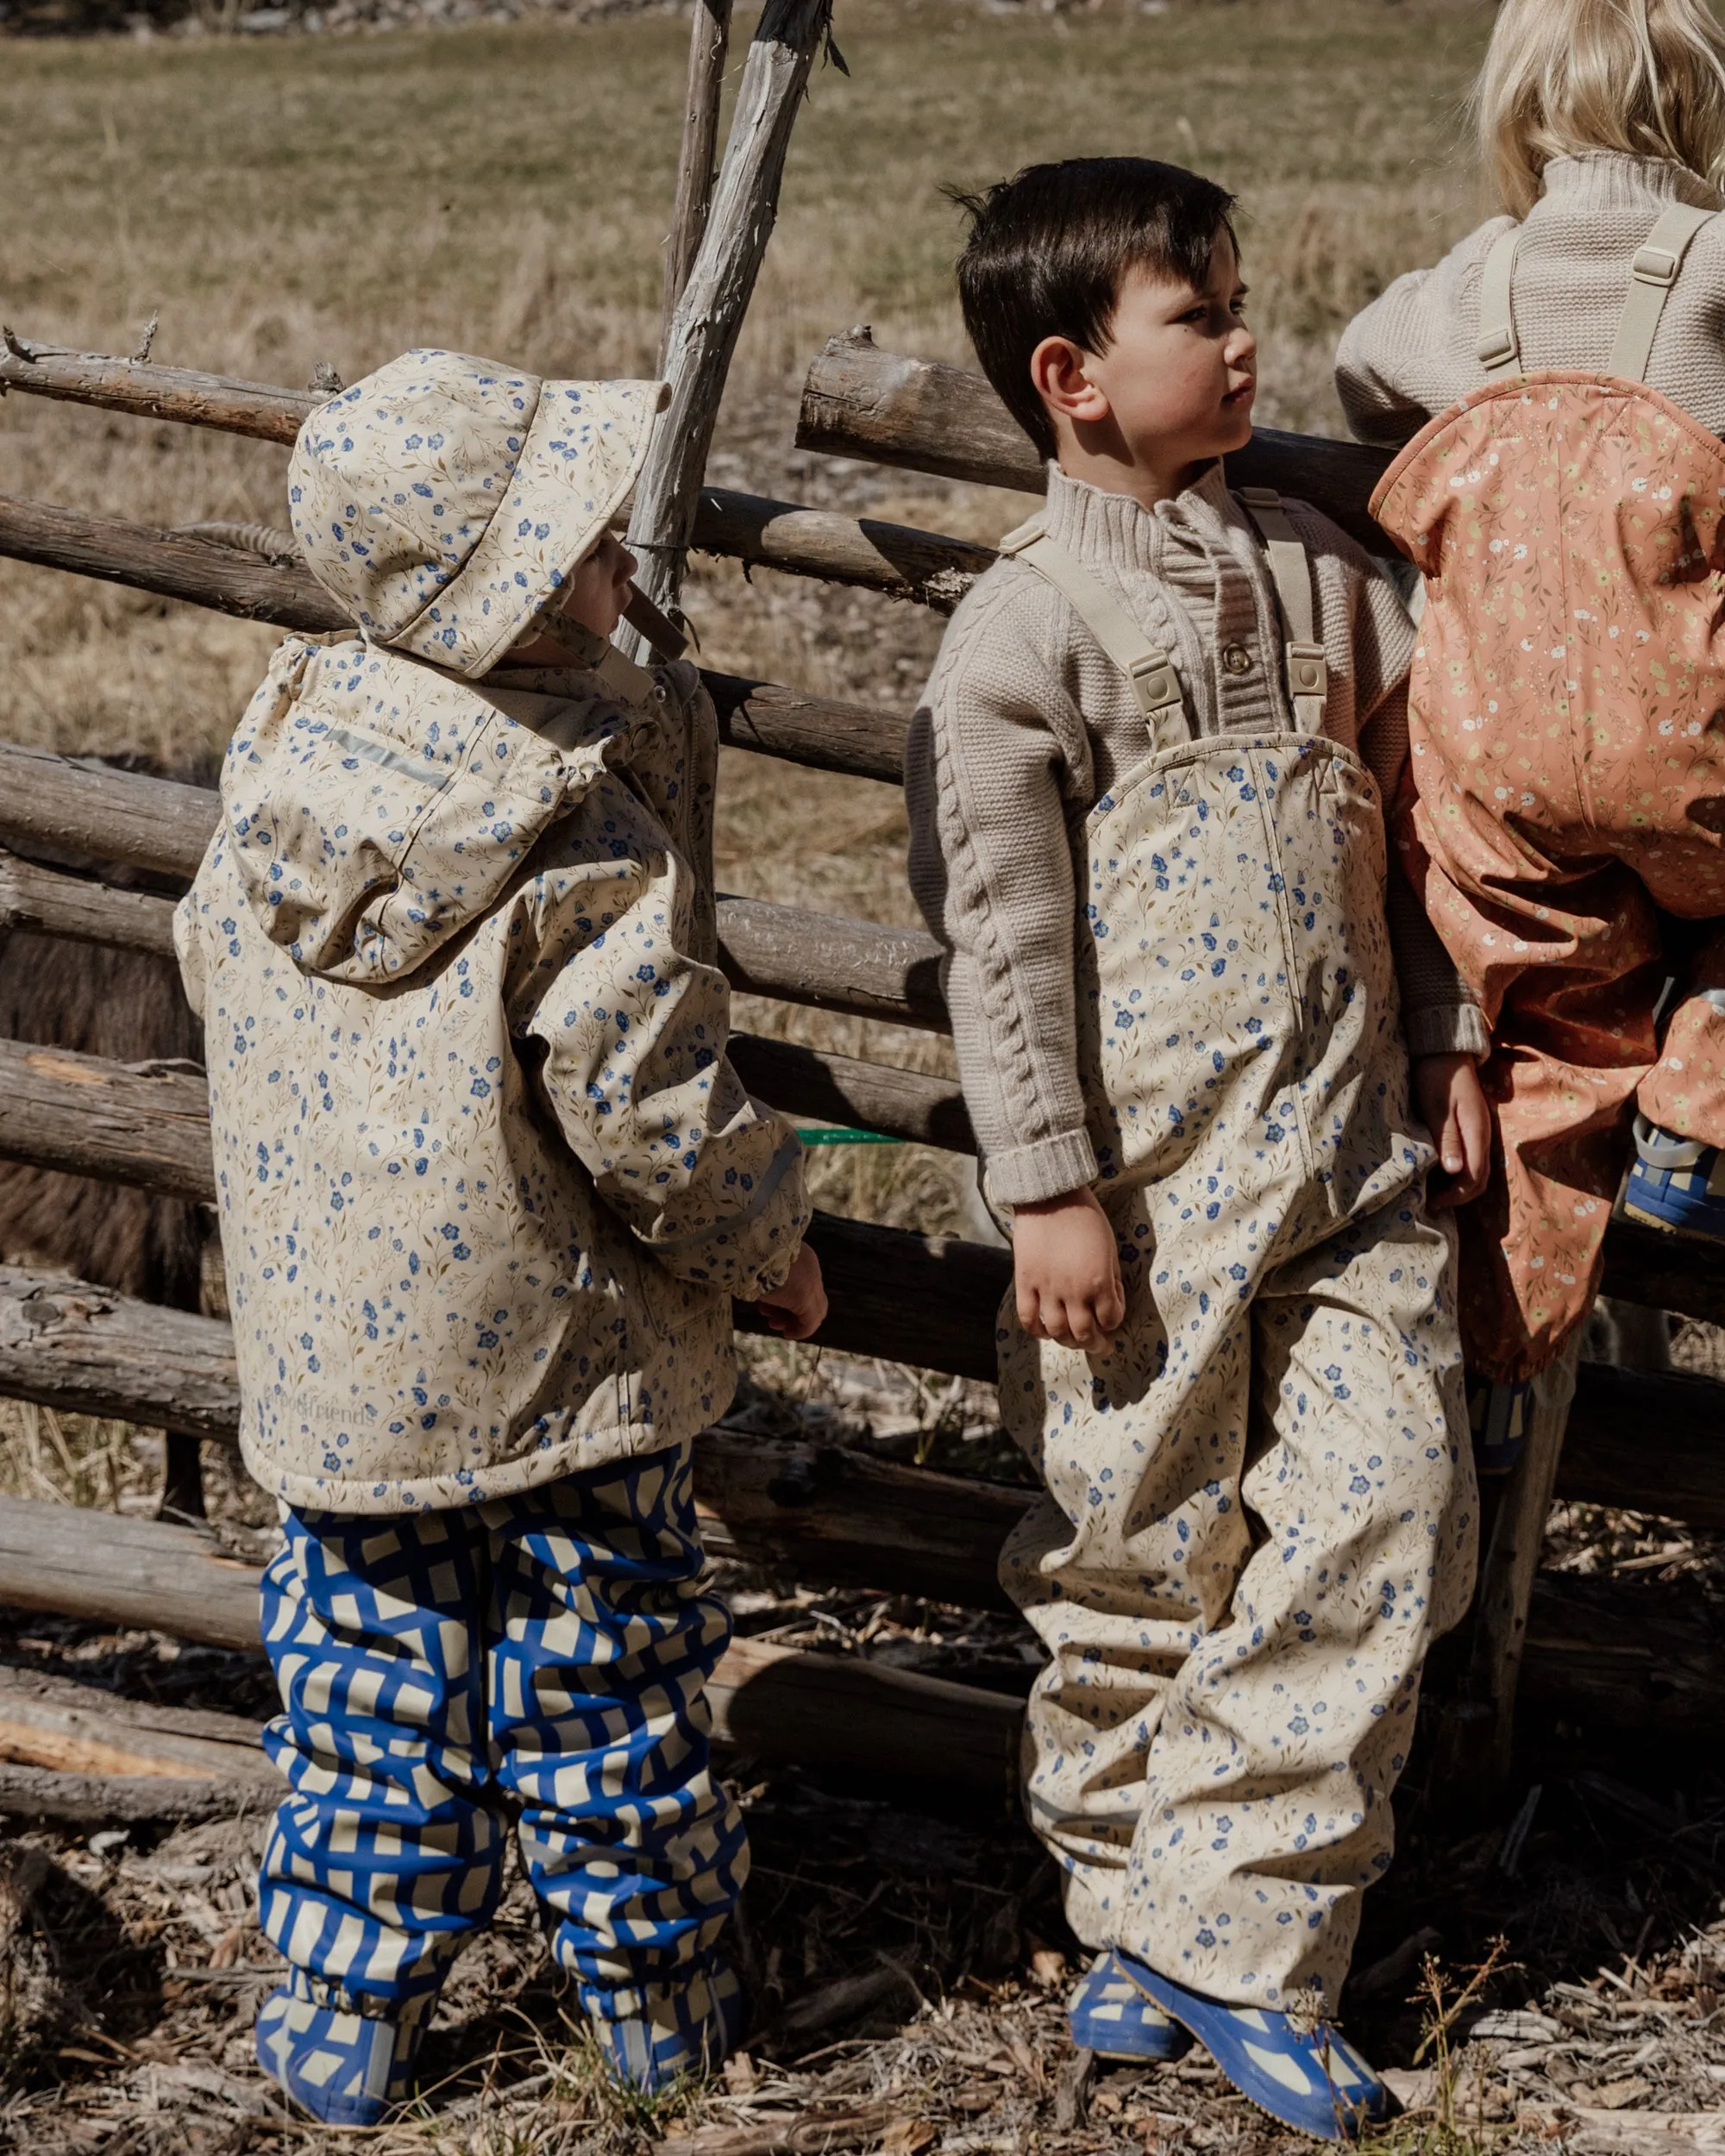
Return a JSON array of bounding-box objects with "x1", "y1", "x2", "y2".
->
[
  {"x1": 906, "y1": 462, "x2": 1485, "y2": 1211},
  {"x1": 1336, "y1": 152, "x2": 1725, "y2": 446}
]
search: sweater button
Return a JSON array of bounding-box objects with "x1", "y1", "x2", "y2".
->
[{"x1": 1222, "y1": 643, "x2": 1253, "y2": 676}]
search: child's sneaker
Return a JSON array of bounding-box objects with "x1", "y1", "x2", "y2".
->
[
  {"x1": 592, "y1": 1961, "x2": 745, "y2": 2093},
  {"x1": 1467, "y1": 1374, "x2": 1530, "y2": 1475},
  {"x1": 1111, "y1": 1953, "x2": 1388, "y2": 2141},
  {"x1": 1622, "y1": 1115, "x2": 1725, "y2": 1239},
  {"x1": 255, "y1": 1983, "x2": 432, "y2": 2126},
  {"x1": 1068, "y1": 1949, "x2": 1193, "y2": 2061}
]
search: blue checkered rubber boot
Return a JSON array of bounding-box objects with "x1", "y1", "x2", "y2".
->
[
  {"x1": 1068, "y1": 1950, "x2": 1193, "y2": 2062},
  {"x1": 1113, "y1": 1954, "x2": 1388, "y2": 2140},
  {"x1": 1466, "y1": 1373, "x2": 1530, "y2": 1476},
  {"x1": 255, "y1": 1983, "x2": 434, "y2": 2127},
  {"x1": 590, "y1": 1960, "x2": 744, "y2": 2093},
  {"x1": 1623, "y1": 1114, "x2": 1725, "y2": 1240}
]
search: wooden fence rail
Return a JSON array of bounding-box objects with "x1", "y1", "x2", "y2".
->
[
  {"x1": 0, "y1": 1044, "x2": 1717, "y2": 1515},
  {"x1": 3, "y1": 317, "x2": 1721, "y2": 1816}
]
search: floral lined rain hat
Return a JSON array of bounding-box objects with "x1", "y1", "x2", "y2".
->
[{"x1": 287, "y1": 349, "x2": 669, "y2": 680}]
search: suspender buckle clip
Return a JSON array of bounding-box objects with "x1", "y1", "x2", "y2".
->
[
  {"x1": 1129, "y1": 655, "x2": 1182, "y2": 716},
  {"x1": 1632, "y1": 242, "x2": 1681, "y2": 288},
  {"x1": 1475, "y1": 325, "x2": 1518, "y2": 368},
  {"x1": 1287, "y1": 642, "x2": 1328, "y2": 702}
]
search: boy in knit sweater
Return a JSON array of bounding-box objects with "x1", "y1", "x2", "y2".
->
[{"x1": 906, "y1": 160, "x2": 1477, "y2": 2138}]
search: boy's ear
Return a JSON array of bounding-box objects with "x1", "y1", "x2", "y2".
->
[{"x1": 1029, "y1": 335, "x2": 1112, "y2": 429}]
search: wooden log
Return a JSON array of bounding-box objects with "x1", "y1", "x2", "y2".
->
[
  {"x1": 0, "y1": 1496, "x2": 258, "y2": 1644},
  {"x1": 661, "y1": 0, "x2": 735, "y2": 367},
  {"x1": 694, "y1": 1426, "x2": 1024, "y2": 1607},
  {"x1": 0, "y1": 1037, "x2": 215, "y2": 1204},
  {"x1": 4, "y1": 1494, "x2": 1725, "y2": 1823},
  {"x1": 0, "y1": 1264, "x2": 240, "y2": 1441},
  {"x1": 0, "y1": 1761, "x2": 259, "y2": 1828},
  {"x1": 0, "y1": 1496, "x2": 1023, "y2": 1797},
  {"x1": 0, "y1": 743, "x2": 945, "y2": 1031},
  {"x1": 0, "y1": 847, "x2": 179, "y2": 958},
  {"x1": 716, "y1": 895, "x2": 948, "y2": 1033},
  {"x1": 796, "y1": 328, "x2": 1398, "y2": 555},
  {"x1": 0, "y1": 743, "x2": 218, "y2": 884},
  {"x1": 726, "y1": 1032, "x2": 973, "y2": 1152},
  {"x1": 704, "y1": 672, "x2": 906, "y2": 784},
  {"x1": 626, "y1": 0, "x2": 836, "y2": 624},
  {"x1": 0, "y1": 497, "x2": 918, "y2": 786},
  {"x1": 0, "y1": 1666, "x2": 273, "y2": 1789},
  {"x1": 737, "y1": 1211, "x2": 1007, "y2": 1381},
  {"x1": 1560, "y1": 1363, "x2": 1725, "y2": 1524},
  {"x1": 0, "y1": 338, "x2": 316, "y2": 443},
  {"x1": 693, "y1": 486, "x2": 989, "y2": 613},
  {"x1": 1522, "y1": 1571, "x2": 1725, "y2": 1739},
  {"x1": 0, "y1": 491, "x2": 347, "y2": 636}
]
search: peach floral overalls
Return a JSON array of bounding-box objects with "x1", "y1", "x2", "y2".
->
[{"x1": 1374, "y1": 204, "x2": 1725, "y2": 1383}]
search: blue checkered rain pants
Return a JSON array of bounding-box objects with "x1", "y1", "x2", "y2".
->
[{"x1": 256, "y1": 1440, "x2": 745, "y2": 2027}]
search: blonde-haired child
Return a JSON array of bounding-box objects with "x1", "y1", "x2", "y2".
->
[{"x1": 1337, "y1": 0, "x2": 1725, "y2": 1448}]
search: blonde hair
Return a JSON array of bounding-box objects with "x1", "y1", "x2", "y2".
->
[{"x1": 1476, "y1": 0, "x2": 1725, "y2": 216}]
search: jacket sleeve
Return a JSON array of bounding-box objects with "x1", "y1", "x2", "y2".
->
[
  {"x1": 511, "y1": 769, "x2": 810, "y2": 1297},
  {"x1": 1333, "y1": 273, "x2": 1443, "y2": 448},
  {"x1": 906, "y1": 574, "x2": 1098, "y2": 1208}
]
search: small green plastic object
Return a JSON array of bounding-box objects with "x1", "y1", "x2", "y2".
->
[{"x1": 793, "y1": 1127, "x2": 900, "y2": 1146}]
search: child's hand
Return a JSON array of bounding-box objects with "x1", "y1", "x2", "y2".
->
[
  {"x1": 753, "y1": 1244, "x2": 827, "y2": 1341},
  {"x1": 1414, "y1": 1051, "x2": 1492, "y2": 1210},
  {"x1": 1013, "y1": 1186, "x2": 1126, "y2": 1351}
]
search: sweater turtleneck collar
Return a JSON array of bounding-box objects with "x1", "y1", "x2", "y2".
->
[
  {"x1": 1538, "y1": 151, "x2": 1722, "y2": 214},
  {"x1": 1040, "y1": 459, "x2": 1236, "y2": 571}
]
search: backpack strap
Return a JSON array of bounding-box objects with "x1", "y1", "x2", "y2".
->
[
  {"x1": 998, "y1": 517, "x2": 1188, "y2": 750},
  {"x1": 1608, "y1": 201, "x2": 1716, "y2": 384},
  {"x1": 1476, "y1": 222, "x2": 1525, "y2": 376},
  {"x1": 1235, "y1": 487, "x2": 1329, "y2": 733}
]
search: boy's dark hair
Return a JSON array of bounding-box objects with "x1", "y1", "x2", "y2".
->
[{"x1": 950, "y1": 157, "x2": 1239, "y2": 460}]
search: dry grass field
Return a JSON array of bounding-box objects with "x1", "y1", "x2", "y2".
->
[{"x1": 16, "y1": 9, "x2": 1725, "y2": 2153}]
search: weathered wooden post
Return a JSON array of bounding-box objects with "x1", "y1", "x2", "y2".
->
[
  {"x1": 624, "y1": 0, "x2": 837, "y2": 642},
  {"x1": 661, "y1": 0, "x2": 735, "y2": 370}
]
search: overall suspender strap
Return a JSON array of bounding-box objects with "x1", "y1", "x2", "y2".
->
[
  {"x1": 1607, "y1": 201, "x2": 1716, "y2": 384},
  {"x1": 1476, "y1": 222, "x2": 1524, "y2": 376},
  {"x1": 998, "y1": 518, "x2": 1189, "y2": 751},
  {"x1": 1235, "y1": 487, "x2": 1329, "y2": 733},
  {"x1": 594, "y1": 642, "x2": 656, "y2": 705}
]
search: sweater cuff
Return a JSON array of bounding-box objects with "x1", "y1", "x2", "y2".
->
[
  {"x1": 983, "y1": 1128, "x2": 1099, "y2": 1209},
  {"x1": 1404, "y1": 1001, "x2": 1490, "y2": 1060}
]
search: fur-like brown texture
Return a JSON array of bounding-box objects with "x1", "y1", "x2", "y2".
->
[{"x1": 0, "y1": 932, "x2": 208, "y2": 1310}]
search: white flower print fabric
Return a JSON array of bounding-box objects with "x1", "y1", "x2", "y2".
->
[{"x1": 997, "y1": 732, "x2": 1477, "y2": 2009}]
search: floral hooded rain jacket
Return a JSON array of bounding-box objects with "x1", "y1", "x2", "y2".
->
[{"x1": 176, "y1": 349, "x2": 810, "y2": 1514}]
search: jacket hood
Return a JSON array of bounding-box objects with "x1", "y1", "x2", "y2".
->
[
  {"x1": 288, "y1": 348, "x2": 668, "y2": 680},
  {"x1": 221, "y1": 633, "x2": 644, "y2": 986}
]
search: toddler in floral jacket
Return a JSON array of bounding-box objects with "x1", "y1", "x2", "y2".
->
[{"x1": 176, "y1": 349, "x2": 823, "y2": 2123}]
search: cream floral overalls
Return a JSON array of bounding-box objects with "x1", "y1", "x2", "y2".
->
[{"x1": 992, "y1": 493, "x2": 1477, "y2": 2009}]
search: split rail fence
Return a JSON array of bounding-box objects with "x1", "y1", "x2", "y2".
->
[{"x1": 0, "y1": 317, "x2": 1722, "y2": 1821}]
